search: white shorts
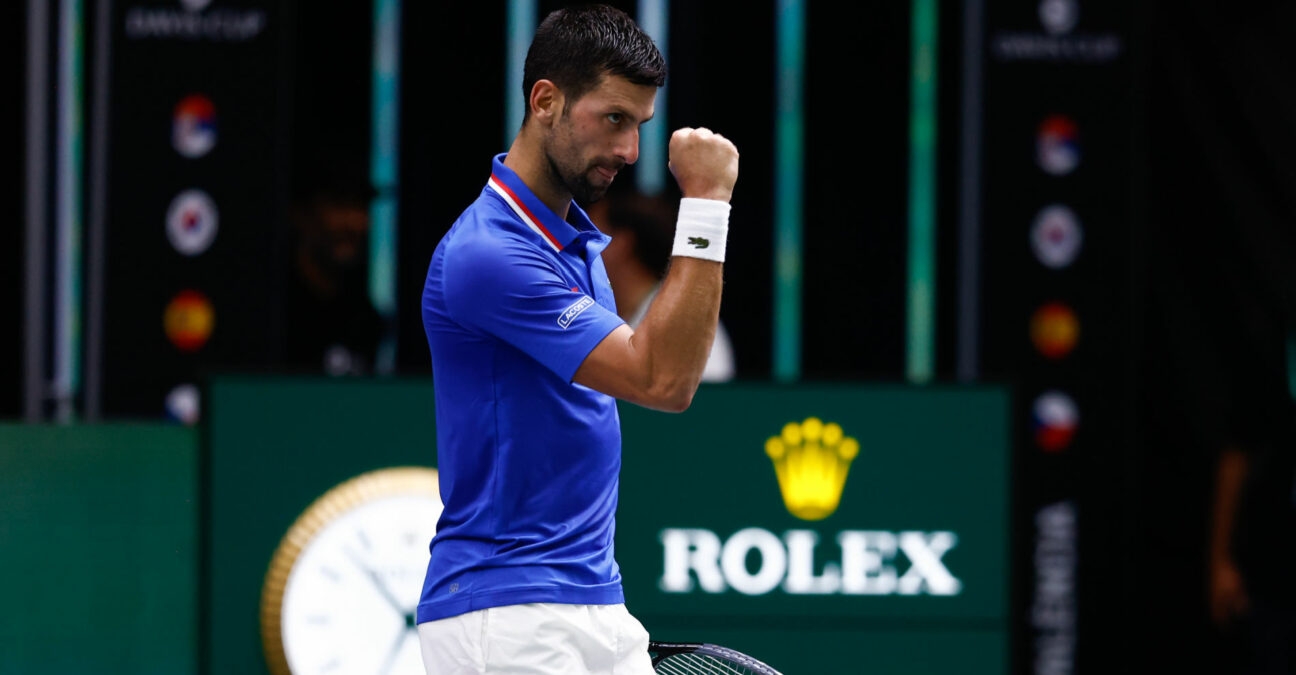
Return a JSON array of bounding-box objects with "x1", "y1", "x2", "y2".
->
[{"x1": 418, "y1": 602, "x2": 654, "y2": 675}]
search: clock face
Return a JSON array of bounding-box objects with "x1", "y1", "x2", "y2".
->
[{"x1": 263, "y1": 468, "x2": 441, "y2": 675}]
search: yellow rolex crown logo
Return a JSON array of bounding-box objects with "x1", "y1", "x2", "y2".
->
[{"x1": 765, "y1": 417, "x2": 859, "y2": 521}]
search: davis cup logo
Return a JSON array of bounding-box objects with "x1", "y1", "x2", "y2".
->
[
  {"x1": 166, "y1": 189, "x2": 219, "y2": 256},
  {"x1": 1031, "y1": 204, "x2": 1083, "y2": 269},
  {"x1": 1038, "y1": 0, "x2": 1078, "y2": 36},
  {"x1": 1036, "y1": 114, "x2": 1081, "y2": 176},
  {"x1": 173, "y1": 94, "x2": 217, "y2": 158}
]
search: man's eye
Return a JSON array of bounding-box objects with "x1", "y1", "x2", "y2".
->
[{"x1": 607, "y1": 113, "x2": 623, "y2": 124}]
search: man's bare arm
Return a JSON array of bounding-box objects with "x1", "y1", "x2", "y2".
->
[{"x1": 574, "y1": 127, "x2": 739, "y2": 411}]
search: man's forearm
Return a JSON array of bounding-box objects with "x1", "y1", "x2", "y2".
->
[{"x1": 632, "y1": 256, "x2": 724, "y2": 388}]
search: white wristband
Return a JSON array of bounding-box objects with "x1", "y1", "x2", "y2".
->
[{"x1": 671, "y1": 198, "x2": 730, "y2": 263}]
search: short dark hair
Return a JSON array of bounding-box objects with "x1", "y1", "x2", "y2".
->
[{"x1": 521, "y1": 4, "x2": 666, "y2": 122}]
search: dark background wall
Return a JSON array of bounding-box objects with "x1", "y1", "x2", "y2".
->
[
  {"x1": 1135, "y1": 2, "x2": 1296, "y2": 673},
  {"x1": 394, "y1": 1, "x2": 925, "y2": 383},
  {"x1": 8, "y1": 1, "x2": 1295, "y2": 674},
  {"x1": 5, "y1": 1, "x2": 29, "y2": 418}
]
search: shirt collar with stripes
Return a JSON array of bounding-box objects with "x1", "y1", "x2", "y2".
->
[{"x1": 485, "y1": 153, "x2": 603, "y2": 253}]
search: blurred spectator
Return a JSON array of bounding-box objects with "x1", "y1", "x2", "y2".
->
[
  {"x1": 282, "y1": 160, "x2": 385, "y2": 376},
  {"x1": 1205, "y1": 286, "x2": 1295, "y2": 675},
  {"x1": 1147, "y1": 2, "x2": 1296, "y2": 673},
  {"x1": 587, "y1": 188, "x2": 735, "y2": 383}
]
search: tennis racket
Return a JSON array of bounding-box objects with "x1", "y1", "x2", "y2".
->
[{"x1": 648, "y1": 640, "x2": 784, "y2": 675}]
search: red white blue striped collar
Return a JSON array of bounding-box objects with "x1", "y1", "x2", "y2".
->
[
  {"x1": 486, "y1": 174, "x2": 565, "y2": 252},
  {"x1": 484, "y1": 154, "x2": 611, "y2": 256}
]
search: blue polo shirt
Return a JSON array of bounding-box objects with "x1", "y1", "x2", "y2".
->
[{"x1": 417, "y1": 154, "x2": 629, "y2": 623}]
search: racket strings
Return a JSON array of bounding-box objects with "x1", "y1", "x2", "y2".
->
[{"x1": 654, "y1": 653, "x2": 758, "y2": 675}]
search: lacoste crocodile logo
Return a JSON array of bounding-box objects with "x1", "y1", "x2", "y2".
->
[{"x1": 687, "y1": 236, "x2": 710, "y2": 249}]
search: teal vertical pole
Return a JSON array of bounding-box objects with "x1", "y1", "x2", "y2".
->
[
  {"x1": 774, "y1": 0, "x2": 805, "y2": 382},
  {"x1": 506, "y1": 0, "x2": 536, "y2": 149},
  {"x1": 370, "y1": 0, "x2": 401, "y2": 373},
  {"x1": 637, "y1": 0, "x2": 668, "y2": 196},
  {"x1": 55, "y1": 0, "x2": 84, "y2": 420},
  {"x1": 24, "y1": 0, "x2": 50, "y2": 421},
  {"x1": 907, "y1": 0, "x2": 938, "y2": 383}
]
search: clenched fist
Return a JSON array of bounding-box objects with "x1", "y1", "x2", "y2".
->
[{"x1": 668, "y1": 127, "x2": 739, "y2": 203}]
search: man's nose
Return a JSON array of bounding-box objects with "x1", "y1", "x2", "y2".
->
[{"x1": 615, "y1": 129, "x2": 640, "y2": 165}]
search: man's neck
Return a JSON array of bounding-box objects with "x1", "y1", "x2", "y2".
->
[{"x1": 502, "y1": 135, "x2": 572, "y2": 220}]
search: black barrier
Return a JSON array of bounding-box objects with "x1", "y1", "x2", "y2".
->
[
  {"x1": 979, "y1": 3, "x2": 1137, "y2": 673},
  {"x1": 95, "y1": 0, "x2": 289, "y2": 419}
]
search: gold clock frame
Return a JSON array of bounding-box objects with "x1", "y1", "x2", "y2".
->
[{"x1": 259, "y1": 466, "x2": 440, "y2": 675}]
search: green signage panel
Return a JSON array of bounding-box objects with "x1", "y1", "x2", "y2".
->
[
  {"x1": 0, "y1": 423, "x2": 198, "y2": 675},
  {"x1": 201, "y1": 376, "x2": 438, "y2": 675},
  {"x1": 616, "y1": 383, "x2": 1011, "y2": 623},
  {"x1": 201, "y1": 377, "x2": 1009, "y2": 674}
]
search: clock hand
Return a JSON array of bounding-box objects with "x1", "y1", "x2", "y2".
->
[
  {"x1": 376, "y1": 623, "x2": 410, "y2": 675},
  {"x1": 342, "y1": 547, "x2": 413, "y2": 617}
]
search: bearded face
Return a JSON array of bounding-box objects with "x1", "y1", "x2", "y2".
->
[
  {"x1": 534, "y1": 76, "x2": 656, "y2": 209},
  {"x1": 540, "y1": 110, "x2": 619, "y2": 206}
]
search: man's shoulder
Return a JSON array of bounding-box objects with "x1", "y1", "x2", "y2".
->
[
  {"x1": 447, "y1": 189, "x2": 525, "y2": 243},
  {"x1": 453, "y1": 186, "x2": 509, "y2": 225},
  {"x1": 436, "y1": 198, "x2": 557, "y2": 298}
]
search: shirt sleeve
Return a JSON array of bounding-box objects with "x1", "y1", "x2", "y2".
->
[{"x1": 441, "y1": 231, "x2": 625, "y2": 382}]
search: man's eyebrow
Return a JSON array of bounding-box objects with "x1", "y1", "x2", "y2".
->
[
  {"x1": 604, "y1": 102, "x2": 653, "y2": 125},
  {"x1": 618, "y1": 109, "x2": 654, "y2": 126}
]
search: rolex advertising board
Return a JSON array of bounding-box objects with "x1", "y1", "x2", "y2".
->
[
  {"x1": 201, "y1": 378, "x2": 1009, "y2": 674},
  {"x1": 617, "y1": 384, "x2": 1011, "y2": 673}
]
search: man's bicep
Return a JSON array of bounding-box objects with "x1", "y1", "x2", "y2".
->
[{"x1": 573, "y1": 324, "x2": 646, "y2": 401}]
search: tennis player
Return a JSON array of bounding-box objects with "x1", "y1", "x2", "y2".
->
[{"x1": 416, "y1": 4, "x2": 739, "y2": 674}]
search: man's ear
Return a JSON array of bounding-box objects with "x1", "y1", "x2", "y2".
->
[{"x1": 530, "y1": 79, "x2": 563, "y2": 126}]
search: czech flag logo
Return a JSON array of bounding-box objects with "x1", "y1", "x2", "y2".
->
[{"x1": 1033, "y1": 390, "x2": 1079, "y2": 452}]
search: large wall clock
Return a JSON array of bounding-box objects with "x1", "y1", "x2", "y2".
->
[{"x1": 261, "y1": 466, "x2": 441, "y2": 675}]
